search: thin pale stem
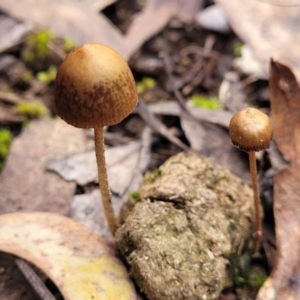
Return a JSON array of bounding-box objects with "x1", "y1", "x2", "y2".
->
[
  {"x1": 94, "y1": 127, "x2": 117, "y2": 235},
  {"x1": 248, "y1": 151, "x2": 262, "y2": 253}
]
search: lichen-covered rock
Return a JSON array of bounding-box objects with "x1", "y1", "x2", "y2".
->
[{"x1": 116, "y1": 151, "x2": 254, "y2": 300}]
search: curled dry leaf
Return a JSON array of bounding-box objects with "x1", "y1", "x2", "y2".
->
[
  {"x1": 0, "y1": 212, "x2": 137, "y2": 300},
  {"x1": 216, "y1": 0, "x2": 300, "y2": 81},
  {"x1": 257, "y1": 60, "x2": 300, "y2": 299}
]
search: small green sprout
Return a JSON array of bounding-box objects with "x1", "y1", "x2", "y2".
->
[
  {"x1": 235, "y1": 271, "x2": 267, "y2": 289},
  {"x1": 0, "y1": 129, "x2": 12, "y2": 170},
  {"x1": 249, "y1": 272, "x2": 268, "y2": 288},
  {"x1": 233, "y1": 42, "x2": 243, "y2": 56},
  {"x1": 63, "y1": 37, "x2": 76, "y2": 52},
  {"x1": 154, "y1": 169, "x2": 162, "y2": 176},
  {"x1": 22, "y1": 70, "x2": 34, "y2": 84},
  {"x1": 137, "y1": 77, "x2": 156, "y2": 94},
  {"x1": 147, "y1": 174, "x2": 154, "y2": 183},
  {"x1": 17, "y1": 101, "x2": 48, "y2": 119},
  {"x1": 191, "y1": 95, "x2": 220, "y2": 111},
  {"x1": 146, "y1": 169, "x2": 162, "y2": 183},
  {"x1": 23, "y1": 30, "x2": 55, "y2": 63},
  {"x1": 130, "y1": 191, "x2": 141, "y2": 202},
  {"x1": 235, "y1": 252, "x2": 267, "y2": 290},
  {"x1": 37, "y1": 65, "x2": 57, "y2": 84}
]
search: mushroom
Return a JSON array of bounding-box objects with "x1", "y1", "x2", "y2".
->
[
  {"x1": 229, "y1": 107, "x2": 273, "y2": 252},
  {"x1": 54, "y1": 44, "x2": 138, "y2": 235}
]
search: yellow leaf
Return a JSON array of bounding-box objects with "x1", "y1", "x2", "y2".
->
[{"x1": 0, "y1": 212, "x2": 137, "y2": 300}]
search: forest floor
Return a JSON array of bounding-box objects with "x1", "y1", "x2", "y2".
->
[{"x1": 1, "y1": 0, "x2": 299, "y2": 299}]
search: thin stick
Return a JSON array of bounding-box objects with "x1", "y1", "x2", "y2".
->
[
  {"x1": 15, "y1": 259, "x2": 56, "y2": 300},
  {"x1": 94, "y1": 127, "x2": 117, "y2": 235},
  {"x1": 249, "y1": 151, "x2": 262, "y2": 253}
]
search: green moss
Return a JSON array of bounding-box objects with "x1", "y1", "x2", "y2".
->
[
  {"x1": 146, "y1": 169, "x2": 162, "y2": 183},
  {"x1": 17, "y1": 101, "x2": 48, "y2": 119},
  {"x1": 235, "y1": 252, "x2": 268, "y2": 290},
  {"x1": 130, "y1": 191, "x2": 141, "y2": 202},
  {"x1": 21, "y1": 70, "x2": 34, "y2": 83},
  {"x1": 63, "y1": 37, "x2": 76, "y2": 52},
  {"x1": 234, "y1": 42, "x2": 243, "y2": 56},
  {"x1": 216, "y1": 175, "x2": 229, "y2": 184},
  {"x1": 248, "y1": 272, "x2": 268, "y2": 288},
  {"x1": 147, "y1": 174, "x2": 155, "y2": 183},
  {"x1": 156, "y1": 169, "x2": 162, "y2": 176},
  {"x1": 23, "y1": 30, "x2": 55, "y2": 63},
  {"x1": 37, "y1": 65, "x2": 57, "y2": 84},
  {"x1": 0, "y1": 129, "x2": 12, "y2": 170},
  {"x1": 137, "y1": 77, "x2": 156, "y2": 94},
  {"x1": 191, "y1": 95, "x2": 220, "y2": 110}
]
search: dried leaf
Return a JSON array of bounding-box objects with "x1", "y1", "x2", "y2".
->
[
  {"x1": 145, "y1": 101, "x2": 248, "y2": 180},
  {"x1": 0, "y1": 212, "x2": 137, "y2": 300},
  {"x1": 0, "y1": 119, "x2": 87, "y2": 215},
  {"x1": 257, "y1": 60, "x2": 300, "y2": 299},
  {"x1": 0, "y1": 14, "x2": 33, "y2": 52},
  {"x1": 49, "y1": 127, "x2": 151, "y2": 242},
  {"x1": 0, "y1": 0, "x2": 201, "y2": 60},
  {"x1": 122, "y1": 0, "x2": 201, "y2": 59},
  {"x1": 137, "y1": 99, "x2": 189, "y2": 151},
  {"x1": 180, "y1": 112, "x2": 205, "y2": 151},
  {"x1": 195, "y1": 4, "x2": 230, "y2": 34},
  {"x1": 216, "y1": 0, "x2": 300, "y2": 81},
  {"x1": 0, "y1": 0, "x2": 123, "y2": 52},
  {"x1": 147, "y1": 101, "x2": 232, "y2": 128},
  {"x1": 185, "y1": 119, "x2": 250, "y2": 181},
  {"x1": 48, "y1": 140, "x2": 144, "y2": 195}
]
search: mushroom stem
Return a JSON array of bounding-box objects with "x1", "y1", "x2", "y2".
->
[
  {"x1": 94, "y1": 127, "x2": 117, "y2": 235},
  {"x1": 248, "y1": 151, "x2": 262, "y2": 253}
]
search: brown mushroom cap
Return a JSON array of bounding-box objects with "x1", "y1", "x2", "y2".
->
[
  {"x1": 229, "y1": 108, "x2": 273, "y2": 152},
  {"x1": 54, "y1": 44, "x2": 137, "y2": 128}
]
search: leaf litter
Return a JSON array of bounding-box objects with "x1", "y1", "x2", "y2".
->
[
  {"x1": 0, "y1": 212, "x2": 138, "y2": 300},
  {"x1": 257, "y1": 60, "x2": 300, "y2": 300},
  {"x1": 1, "y1": 0, "x2": 300, "y2": 299}
]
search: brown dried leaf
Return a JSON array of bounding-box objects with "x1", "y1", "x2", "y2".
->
[
  {"x1": 47, "y1": 141, "x2": 144, "y2": 195},
  {"x1": 146, "y1": 101, "x2": 249, "y2": 181},
  {"x1": 121, "y1": 0, "x2": 201, "y2": 59},
  {"x1": 137, "y1": 99, "x2": 189, "y2": 151},
  {"x1": 0, "y1": 0, "x2": 123, "y2": 52},
  {"x1": 216, "y1": 0, "x2": 300, "y2": 82},
  {"x1": 0, "y1": 119, "x2": 87, "y2": 215},
  {"x1": 0, "y1": 212, "x2": 137, "y2": 300},
  {"x1": 0, "y1": 0, "x2": 201, "y2": 60},
  {"x1": 181, "y1": 118, "x2": 250, "y2": 182},
  {"x1": 257, "y1": 60, "x2": 300, "y2": 299}
]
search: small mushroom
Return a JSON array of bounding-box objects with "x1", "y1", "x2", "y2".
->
[
  {"x1": 229, "y1": 107, "x2": 273, "y2": 253},
  {"x1": 54, "y1": 44, "x2": 138, "y2": 235}
]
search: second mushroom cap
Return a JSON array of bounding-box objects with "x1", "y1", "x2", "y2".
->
[{"x1": 229, "y1": 108, "x2": 273, "y2": 152}]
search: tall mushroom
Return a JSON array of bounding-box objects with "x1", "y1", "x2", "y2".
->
[
  {"x1": 54, "y1": 44, "x2": 137, "y2": 235},
  {"x1": 229, "y1": 108, "x2": 273, "y2": 253}
]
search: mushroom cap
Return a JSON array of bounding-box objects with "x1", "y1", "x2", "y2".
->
[
  {"x1": 54, "y1": 44, "x2": 137, "y2": 128},
  {"x1": 229, "y1": 108, "x2": 273, "y2": 152}
]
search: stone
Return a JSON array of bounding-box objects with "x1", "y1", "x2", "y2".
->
[{"x1": 116, "y1": 151, "x2": 254, "y2": 300}]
